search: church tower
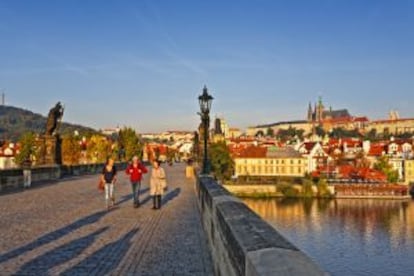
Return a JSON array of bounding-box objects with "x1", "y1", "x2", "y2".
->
[
  {"x1": 316, "y1": 96, "x2": 324, "y2": 122},
  {"x1": 307, "y1": 102, "x2": 313, "y2": 122}
]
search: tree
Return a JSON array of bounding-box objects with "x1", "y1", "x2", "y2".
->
[
  {"x1": 266, "y1": 127, "x2": 274, "y2": 137},
  {"x1": 365, "y1": 128, "x2": 377, "y2": 141},
  {"x1": 374, "y1": 155, "x2": 399, "y2": 183},
  {"x1": 276, "y1": 127, "x2": 305, "y2": 142},
  {"x1": 317, "y1": 178, "x2": 332, "y2": 198},
  {"x1": 86, "y1": 135, "x2": 111, "y2": 163},
  {"x1": 208, "y1": 141, "x2": 234, "y2": 182},
  {"x1": 301, "y1": 179, "x2": 314, "y2": 198},
  {"x1": 118, "y1": 127, "x2": 142, "y2": 161},
  {"x1": 15, "y1": 132, "x2": 37, "y2": 166},
  {"x1": 62, "y1": 134, "x2": 81, "y2": 165},
  {"x1": 329, "y1": 127, "x2": 361, "y2": 139},
  {"x1": 255, "y1": 130, "x2": 265, "y2": 137},
  {"x1": 315, "y1": 125, "x2": 326, "y2": 137}
]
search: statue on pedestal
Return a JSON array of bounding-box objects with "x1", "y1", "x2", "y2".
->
[
  {"x1": 37, "y1": 102, "x2": 65, "y2": 165},
  {"x1": 45, "y1": 102, "x2": 64, "y2": 136}
]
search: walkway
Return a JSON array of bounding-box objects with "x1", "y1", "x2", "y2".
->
[{"x1": 0, "y1": 164, "x2": 213, "y2": 275}]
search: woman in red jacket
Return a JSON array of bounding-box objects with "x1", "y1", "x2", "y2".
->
[{"x1": 125, "y1": 156, "x2": 148, "y2": 208}]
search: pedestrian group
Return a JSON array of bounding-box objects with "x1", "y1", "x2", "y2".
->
[{"x1": 101, "y1": 156, "x2": 167, "y2": 211}]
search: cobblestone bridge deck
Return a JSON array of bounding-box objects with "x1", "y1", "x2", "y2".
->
[{"x1": 0, "y1": 164, "x2": 213, "y2": 275}]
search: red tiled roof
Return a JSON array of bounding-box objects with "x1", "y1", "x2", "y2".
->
[
  {"x1": 368, "y1": 143, "x2": 387, "y2": 156},
  {"x1": 236, "y1": 146, "x2": 267, "y2": 158}
]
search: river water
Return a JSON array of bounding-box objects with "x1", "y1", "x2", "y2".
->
[{"x1": 243, "y1": 198, "x2": 414, "y2": 276}]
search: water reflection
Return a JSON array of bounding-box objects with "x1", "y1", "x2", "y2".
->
[{"x1": 243, "y1": 198, "x2": 414, "y2": 276}]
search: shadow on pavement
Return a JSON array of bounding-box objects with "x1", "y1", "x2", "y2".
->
[
  {"x1": 140, "y1": 195, "x2": 152, "y2": 206},
  {"x1": 0, "y1": 210, "x2": 110, "y2": 264},
  {"x1": 14, "y1": 227, "x2": 109, "y2": 275},
  {"x1": 117, "y1": 187, "x2": 150, "y2": 205},
  {"x1": 162, "y1": 188, "x2": 181, "y2": 205},
  {"x1": 61, "y1": 228, "x2": 139, "y2": 275}
]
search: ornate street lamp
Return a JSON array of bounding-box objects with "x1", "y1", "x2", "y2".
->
[{"x1": 198, "y1": 85, "x2": 214, "y2": 174}]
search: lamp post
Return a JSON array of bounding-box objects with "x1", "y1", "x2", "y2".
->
[{"x1": 198, "y1": 85, "x2": 213, "y2": 174}]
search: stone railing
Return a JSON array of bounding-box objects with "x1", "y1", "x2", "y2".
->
[
  {"x1": 196, "y1": 176, "x2": 326, "y2": 276},
  {"x1": 0, "y1": 162, "x2": 127, "y2": 193}
]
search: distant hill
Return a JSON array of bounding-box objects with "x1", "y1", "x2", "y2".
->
[{"x1": 0, "y1": 105, "x2": 98, "y2": 141}]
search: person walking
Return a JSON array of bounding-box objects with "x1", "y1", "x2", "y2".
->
[
  {"x1": 125, "y1": 156, "x2": 148, "y2": 208},
  {"x1": 101, "y1": 158, "x2": 117, "y2": 210},
  {"x1": 150, "y1": 160, "x2": 167, "y2": 210},
  {"x1": 22, "y1": 157, "x2": 32, "y2": 189}
]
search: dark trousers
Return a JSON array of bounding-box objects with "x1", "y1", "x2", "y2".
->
[
  {"x1": 152, "y1": 195, "x2": 162, "y2": 209},
  {"x1": 131, "y1": 181, "x2": 141, "y2": 204}
]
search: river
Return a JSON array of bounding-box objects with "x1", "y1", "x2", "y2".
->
[{"x1": 243, "y1": 198, "x2": 414, "y2": 276}]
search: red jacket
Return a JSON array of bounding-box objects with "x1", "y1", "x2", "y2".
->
[{"x1": 125, "y1": 163, "x2": 148, "y2": 182}]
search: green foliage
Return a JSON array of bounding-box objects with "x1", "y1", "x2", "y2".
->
[
  {"x1": 118, "y1": 127, "x2": 142, "y2": 161},
  {"x1": 277, "y1": 183, "x2": 299, "y2": 197},
  {"x1": 301, "y1": 179, "x2": 314, "y2": 198},
  {"x1": 86, "y1": 135, "x2": 112, "y2": 163},
  {"x1": 209, "y1": 141, "x2": 234, "y2": 182},
  {"x1": 276, "y1": 127, "x2": 304, "y2": 142},
  {"x1": 315, "y1": 125, "x2": 326, "y2": 137},
  {"x1": 374, "y1": 155, "x2": 400, "y2": 183},
  {"x1": 255, "y1": 130, "x2": 265, "y2": 137},
  {"x1": 317, "y1": 178, "x2": 332, "y2": 198},
  {"x1": 329, "y1": 127, "x2": 361, "y2": 138},
  {"x1": 15, "y1": 132, "x2": 37, "y2": 165},
  {"x1": 266, "y1": 127, "x2": 274, "y2": 137},
  {"x1": 364, "y1": 128, "x2": 378, "y2": 141},
  {"x1": 0, "y1": 105, "x2": 98, "y2": 141},
  {"x1": 62, "y1": 134, "x2": 81, "y2": 165}
]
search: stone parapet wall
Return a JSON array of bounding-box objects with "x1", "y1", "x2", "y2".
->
[
  {"x1": 196, "y1": 176, "x2": 325, "y2": 276},
  {"x1": 0, "y1": 162, "x2": 127, "y2": 192}
]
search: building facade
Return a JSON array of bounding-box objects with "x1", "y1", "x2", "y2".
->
[{"x1": 234, "y1": 146, "x2": 307, "y2": 177}]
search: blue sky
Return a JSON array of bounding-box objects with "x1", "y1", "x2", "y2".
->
[{"x1": 0, "y1": 0, "x2": 413, "y2": 132}]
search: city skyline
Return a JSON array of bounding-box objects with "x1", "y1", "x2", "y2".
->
[{"x1": 1, "y1": 0, "x2": 414, "y2": 132}]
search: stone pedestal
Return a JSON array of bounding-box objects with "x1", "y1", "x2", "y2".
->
[{"x1": 36, "y1": 135, "x2": 62, "y2": 165}]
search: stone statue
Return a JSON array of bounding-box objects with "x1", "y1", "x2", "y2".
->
[{"x1": 45, "y1": 102, "x2": 64, "y2": 136}]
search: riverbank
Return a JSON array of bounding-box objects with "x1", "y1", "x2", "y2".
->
[{"x1": 223, "y1": 183, "x2": 412, "y2": 200}]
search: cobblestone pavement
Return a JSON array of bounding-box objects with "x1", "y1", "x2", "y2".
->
[{"x1": 0, "y1": 164, "x2": 213, "y2": 275}]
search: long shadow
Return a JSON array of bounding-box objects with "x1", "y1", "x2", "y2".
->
[
  {"x1": 140, "y1": 195, "x2": 152, "y2": 206},
  {"x1": 14, "y1": 227, "x2": 109, "y2": 275},
  {"x1": 117, "y1": 187, "x2": 150, "y2": 205},
  {"x1": 61, "y1": 228, "x2": 139, "y2": 276},
  {"x1": 0, "y1": 210, "x2": 110, "y2": 264},
  {"x1": 138, "y1": 187, "x2": 149, "y2": 195},
  {"x1": 162, "y1": 188, "x2": 181, "y2": 206}
]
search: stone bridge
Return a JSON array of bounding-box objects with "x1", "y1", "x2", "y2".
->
[{"x1": 0, "y1": 164, "x2": 324, "y2": 275}]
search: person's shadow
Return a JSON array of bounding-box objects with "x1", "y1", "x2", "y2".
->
[
  {"x1": 162, "y1": 188, "x2": 181, "y2": 205},
  {"x1": 15, "y1": 227, "x2": 109, "y2": 275},
  {"x1": 0, "y1": 210, "x2": 110, "y2": 264}
]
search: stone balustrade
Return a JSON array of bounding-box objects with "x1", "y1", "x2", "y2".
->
[{"x1": 196, "y1": 175, "x2": 326, "y2": 276}]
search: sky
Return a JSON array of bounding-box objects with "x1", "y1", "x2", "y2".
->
[{"x1": 0, "y1": 0, "x2": 414, "y2": 133}]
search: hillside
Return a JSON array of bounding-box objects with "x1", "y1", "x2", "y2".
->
[{"x1": 0, "y1": 105, "x2": 98, "y2": 141}]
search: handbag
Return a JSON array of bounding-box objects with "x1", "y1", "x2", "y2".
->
[{"x1": 98, "y1": 179, "x2": 105, "y2": 191}]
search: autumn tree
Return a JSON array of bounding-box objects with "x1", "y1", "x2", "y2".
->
[
  {"x1": 374, "y1": 156, "x2": 399, "y2": 183},
  {"x1": 15, "y1": 132, "x2": 38, "y2": 166},
  {"x1": 87, "y1": 135, "x2": 111, "y2": 163},
  {"x1": 61, "y1": 134, "x2": 81, "y2": 165}
]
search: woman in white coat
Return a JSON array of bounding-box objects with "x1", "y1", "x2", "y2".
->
[{"x1": 150, "y1": 160, "x2": 167, "y2": 209}]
